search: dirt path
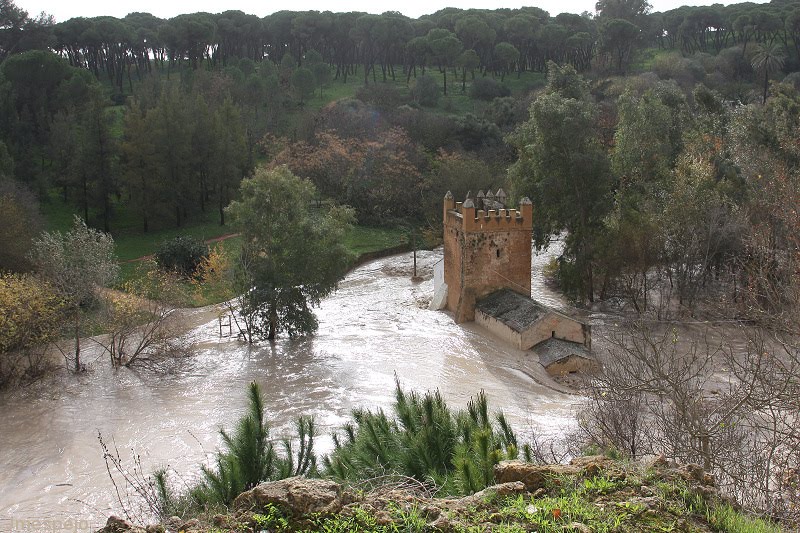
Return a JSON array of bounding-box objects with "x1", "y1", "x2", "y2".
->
[{"x1": 121, "y1": 233, "x2": 241, "y2": 263}]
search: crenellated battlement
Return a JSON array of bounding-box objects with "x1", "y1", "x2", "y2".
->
[
  {"x1": 444, "y1": 191, "x2": 533, "y2": 234},
  {"x1": 442, "y1": 190, "x2": 534, "y2": 323}
]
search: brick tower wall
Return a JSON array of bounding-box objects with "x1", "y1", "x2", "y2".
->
[{"x1": 443, "y1": 194, "x2": 533, "y2": 323}]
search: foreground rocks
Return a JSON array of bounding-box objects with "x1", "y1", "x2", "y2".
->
[{"x1": 97, "y1": 456, "x2": 775, "y2": 533}]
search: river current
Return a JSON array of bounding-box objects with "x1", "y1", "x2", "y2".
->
[{"x1": 0, "y1": 244, "x2": 580, "y2": 531}]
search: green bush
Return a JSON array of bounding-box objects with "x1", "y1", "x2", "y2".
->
[
  {"x1": 411, "y1": 75, "x2": 440, "y2": 107},
  {"x1": 323, "y1": 380, "x2": 521, "y2": 495},
  {"x1": 154, "y1": 236, "x2": 208, "y2": 278},
  {"x1": 469, "y1": 77, "x2": 511, "y2": 101}
]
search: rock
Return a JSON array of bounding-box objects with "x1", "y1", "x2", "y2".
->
[
  {"x1": 179, "y1": 518, "x2": 200, "y2": 531},
  {"x1": 373, "y1": 510, "x2": 393, "y2": 526},
  {"x1": 569, "y1": 455, "x2": 613, "y2": 476},
  {"x1": 428, "y1": 514, "x2": 452, "y2": 532},
  {"x1": 677, "y1": 463, "x2": 714, "y2": 486},
  {"x1": 646, "y1": 454, "x2": 670, "y2": 469},
  {"x1": 420, "y1": 505, "x2": 441, "y2": 520},
  {"x1": 472, "y1": 481, "x2": 527, "y2": 502},
  {"x1": 494, "y1": 461, "x2": 581, "y2": 491},
  {"x1": 233, "y1": 476, "x2": 347, "y2": 515},
  {"x1": 144, "y1": 526, "x2": 165, "y2": 533},
  {"x1": 163, "y1": 516, "x2": 182, "y2": 530},
  {"x1": 96, "y1": 516, "x2": 143, "y2": 533},
  {"x1": 445, "y1": 481, "x2": 527, "y2": 512}
]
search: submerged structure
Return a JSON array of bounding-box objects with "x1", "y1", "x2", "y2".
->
[{"x1": 434, "y1": 191, "x2": 593, "y2": 376}]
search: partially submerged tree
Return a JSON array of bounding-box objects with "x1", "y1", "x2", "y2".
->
[
  {"x1": 97, "y1": 263, "x2": 189, "y2": 368},
  {"x1": 225, "y1": 165, "x2": 354, "y2": 341},
  {"x1": 30, "y1": 216, "x2": 118, "y2": 371},
  {"x1": 508, "y1": 62, "x2": 612, "y2": 302}
]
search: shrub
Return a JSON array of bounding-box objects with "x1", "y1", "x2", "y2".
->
[
  {"x1": 154, "y1": 236, "x2": 208, "y2": 278},
  {"x1": 469, "y1": 77, "x2": 511, "y2": 101},
  {"x1": 411, "y1": 75, "x2": 440, "y2": 107},
  {"x1": 0, "y1": 273, "x2": 62, "y2": 388},
  {"x1": 455, "y1": 113, "x2": 503, "y2": 151},
  {"x1": 323, "y1": 380, "x2": 521, "y2": 495},
  {"x1": 355, "y1": 83, "x2": 407, "y2": 112}
]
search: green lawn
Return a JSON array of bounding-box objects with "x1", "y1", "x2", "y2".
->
[{"x1": 342, "y1": 225, "x2": 407, "y2": 256}]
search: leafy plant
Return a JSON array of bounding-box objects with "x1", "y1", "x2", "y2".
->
[
  {"x1": 324, "y1": 380, "x2": 519, "y2": 495},
  {"x1": 253, "y1": 504, "x2": 290, "y2": 531},
  {"x1": 154, "y1": 235, "x2": 208, "y2": 278},
  {"x1": 469, "y1": 77, "x2": 511, "y2": 101}
]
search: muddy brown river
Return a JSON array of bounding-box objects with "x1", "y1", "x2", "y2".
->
[{"x1": 0, "y1": 245, "x2": 582, "y2": 532}]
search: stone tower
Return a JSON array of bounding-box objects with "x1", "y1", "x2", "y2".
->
[{"x1": 443, "y1": 190, "x2": 533, "y2": 323}]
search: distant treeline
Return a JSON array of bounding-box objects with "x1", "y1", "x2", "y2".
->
[{"x1": 3, "y1": 0, "x2": 800, "y2": 89}]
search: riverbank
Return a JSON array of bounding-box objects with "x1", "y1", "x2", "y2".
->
[{"x1": 97, "y1": 456, "x2": 783, "y2": 533}]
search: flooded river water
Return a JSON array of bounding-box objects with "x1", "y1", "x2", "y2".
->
[{"x1": 0, "y1": 245, "x2": 581, "y2": 531}]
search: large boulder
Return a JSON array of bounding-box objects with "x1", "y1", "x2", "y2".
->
[
  {"x1": 233, "y1": 477, "x2": 349, "y2": 515},
  {"x1": 493, "y1": 455, "x2": 614, "y2": 491}
]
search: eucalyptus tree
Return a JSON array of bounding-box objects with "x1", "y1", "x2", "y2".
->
[
  {"x1": 508, "y1": 62, "x2": 612, "y2": 302},
  {"x1": 75, "y1": 90, "x2": 117, "y2": 232},
  {"x1": 147, "y1": 84, "x2": 194, "y2": 227},
  {"x1": 211, "y1": 99, "x2": 247, "y2": 226},
  {"x1": 120, "y1": 99, "x2": 159, "y2": 232}
]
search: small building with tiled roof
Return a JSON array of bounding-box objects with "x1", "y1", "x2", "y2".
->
[{"x1": 474, "y1": 289, "x2": 591, "y2": 351}]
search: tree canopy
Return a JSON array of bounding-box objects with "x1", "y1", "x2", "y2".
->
[{"x1": 225, "y1": 165, "x2": 354, "y2": 341}]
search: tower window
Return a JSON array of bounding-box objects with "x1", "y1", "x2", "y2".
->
[{"x1": 496, "y1": 249, "x2": 500, "y2": 258}]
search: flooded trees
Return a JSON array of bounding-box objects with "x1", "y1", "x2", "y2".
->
[
  {"x1": 30, "y1": 216, "x2": 118, "y2": 371},
  {"x1": 578, "y1": 323, "x2": 800, "y2": 517},
  {"x1": 225, "y1": 165, "x2": 354, "y2": 341},
  {"x1": 508, "y1": 62, "x2": 612, "y2": 303}
]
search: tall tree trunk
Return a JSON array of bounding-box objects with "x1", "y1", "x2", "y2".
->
[
  {"x1": 267, "y1": 305, "x2": 278, "y2": 340},
  {"x1": 74, "y1": 315, "x2": 81, "y2": 372}
]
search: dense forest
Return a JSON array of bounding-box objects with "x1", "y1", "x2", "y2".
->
[{"x1": 1, "y1": 0, "x2": 798, "y2": 312}]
